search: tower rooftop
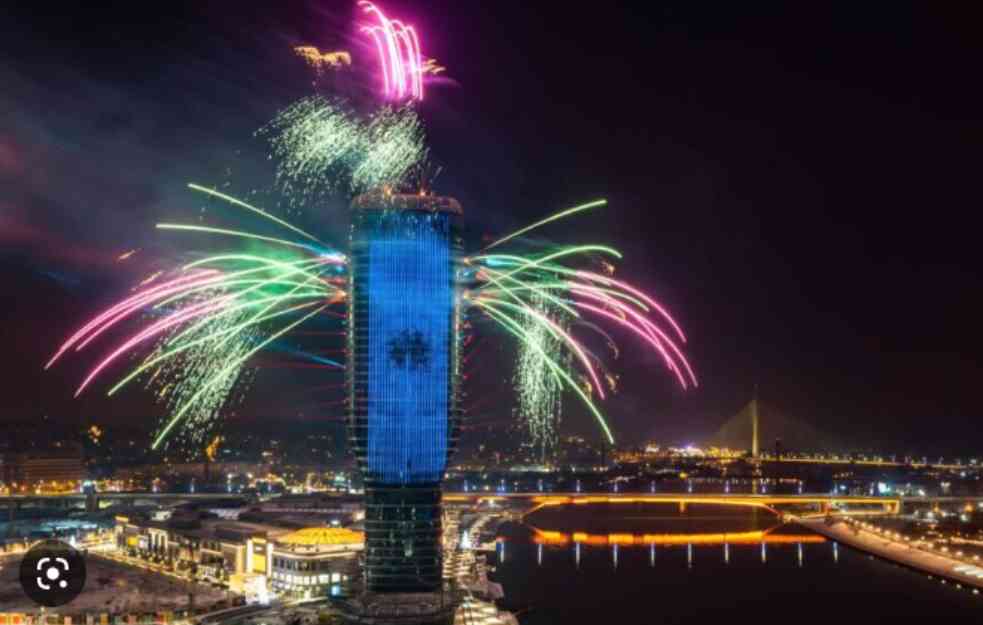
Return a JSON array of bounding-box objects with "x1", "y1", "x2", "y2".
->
[{"x1": 351, "y1": 191, "x2": 463, "y2": 215}]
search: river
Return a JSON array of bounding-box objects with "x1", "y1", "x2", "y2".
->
[{"x1": 489, "y1": 503, "x2": 980, "y2": 624}]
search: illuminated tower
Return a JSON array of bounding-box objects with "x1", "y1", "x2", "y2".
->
[
  {"x1": 751, "y1": 397, "x2": 759, "y2": 459},
  {"x1": 347, "y1": 191, "x2": 463, "y2": 594}
]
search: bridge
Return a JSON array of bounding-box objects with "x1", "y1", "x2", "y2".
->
[
  {"x1": 709, "y1": 396, "x2": 837, "y2": 457},
  {"x1": 0, "y1": 492, "x2": 254, "y2": 519},
  {"x1": 528, "y1": 527, "x2": 826, "y2": 547},
  {"x1": 5, "y1": 490, "x2": 977, "y2": 518},
  {"x1": 446, "y1": 492, "x2": 983, "y2": 518},
  {"x1": 443, "y1": 492, "x2": 905, "y2": 516}
]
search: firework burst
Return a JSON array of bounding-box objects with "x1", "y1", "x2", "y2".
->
[
  {"x1": 258, "y1": 96, "x2": 427, "y2": 207},
  {"x1": 513, "y1": 291, "x2": 570, "y2": 463},
  {"x1": 48, "y1": 191, "x2": 695, "y2": 452},
  {"x1": 46, "y1": 184, "x2": 346, "y2": 451},
  {"x1": 47, "y1": 2, "x2": 694, "y2": 453},
  {"x1": 467, "y1": 199, "x2": 697, "y2": 448}
]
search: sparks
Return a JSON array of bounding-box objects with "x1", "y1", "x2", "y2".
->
[
  {"x1": 259, "y1": 97, "x2": 427, "y2": 205},
  {"x1": 293, "y1": 46, "x2": 352, "y2": 73},
  {"x1": 468, "y1": 203, "x2": 697, "y2": 446},
  {"x1": 359, "y1": 1, "x2": 425, "y2": 101},
  {"x1": 47, "y1": 185, "x2": 348, "y2": 451}
]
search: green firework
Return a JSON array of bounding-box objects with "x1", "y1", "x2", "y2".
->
[
  {"x1": 259, "y1": 96, "x2": 428, "y2": 204},
  {"x1": 514, "y1": 292, "x2": 570, "y2": 464}
]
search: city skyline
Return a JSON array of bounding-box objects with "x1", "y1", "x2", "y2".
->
[
  {"x1": 1, "y1": 2, "x2": 982, "y2": 455},
  {"x1": 4, "y1": 4, "x2": 983, "y2": 623}
]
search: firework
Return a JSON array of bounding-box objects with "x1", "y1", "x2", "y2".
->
[
  {"x1": 353, "y1": 106, "x2": 428, "y2": 191},
  {"x1": 147, "y1": 306, "x2": 259, "y2": 452},
  {"x1": 47, "y1": 186, "x2": 347, "y2": 450},
  {"x1": 50, "y1": 184, "x2": 694, "y2": 453},
  {"x1": 259, "y1": 96, "x2": 427, "y2": 205},
  {"x1": 421, "y1": 58, "x2": 445, "y2": 76},
  {"x1": 359, "y1": 1, "x2": 424, "y2": 101},
  {"x1": 48, "y1": 25, "x2": 696, "y2": 456},
  {"x1": 49, "y1": 192, "x2": 695, "y2": 451},
  {"x1": 293, "y1": 46, "x2": 352, "y2": 74},
  {"x1": 467, "y1": 200, "x2": 697, "y2": 445},
  {"x1": 152, "y1": 304, "x2": 327, "y2": 448},
  {"x1": 481, "y1": 200, "x2": 608, "y2": 251},
  {"x1": 513, "y1": 292, "x2": 569, "y2": 463}
]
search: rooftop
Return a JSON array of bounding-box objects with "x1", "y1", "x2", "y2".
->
[
  {"x1": 276, "y1": 527, "x2": 364, "y2": 546},
  {"x1": 351, "y1": 191, "x2": 463, "y2": 215}
]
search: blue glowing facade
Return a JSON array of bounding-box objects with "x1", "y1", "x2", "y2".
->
[
  {"x1": 365, "y1": 214, "x2": 450, "y2": 483},
  {"x1": 348, "y1": 192, "x2": 462, "y2": 594}
]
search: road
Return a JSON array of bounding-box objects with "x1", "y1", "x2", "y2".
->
[{"x1": 799, "y1": 517, "x2": 983, "y2": 591}]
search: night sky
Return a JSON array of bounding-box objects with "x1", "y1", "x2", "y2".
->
[{"x1": 2, "y1": 2, "x2": 981, "y2": 455}]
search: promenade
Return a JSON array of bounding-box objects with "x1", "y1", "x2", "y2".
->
[{"x1": 799, "y1": 517, "x2": 983, "y2": 591}]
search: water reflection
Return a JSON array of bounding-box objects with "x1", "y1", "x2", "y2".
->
[
  {"x1": 497, "y1": 527, "x2": 838, "y2": 571},
  {"x1": 489, "y1": 503, "x2": 982, "y2": 624},
  {"x1": 511, "y1": 499, "x2": 829, "y2": 574},
  {"x1": 528, "y1": 527, "x2": 825, "y2": 546}
]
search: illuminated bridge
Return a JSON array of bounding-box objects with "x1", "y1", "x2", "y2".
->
[
  {"x1": 0, "y1": 492, "x2": 254, "y2": 519},
  {"x1": 444, "y1": 492, "x2": 908, "y2": 516},
  {"x1": 528, "y1": 527, "x2": 826, "y2": 547}
]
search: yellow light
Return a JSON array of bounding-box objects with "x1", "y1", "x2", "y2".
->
[
  {"x1": 293, "y1": 46, "x2": 352, "y2": 71},
  {"x1": 276, "y1": 527, "x2": 364, "y2": 546},
  {"x1": 532, "y1": 527, "x2": 824, "y2": 547}
]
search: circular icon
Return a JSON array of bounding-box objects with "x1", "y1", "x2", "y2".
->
[{"x1": 19, "y1": 539, "x2": 86, "y2": 607}]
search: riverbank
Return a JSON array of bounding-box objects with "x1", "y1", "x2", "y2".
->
[{"x1": 799, "y1": 517, "x2": 983, "y2": 591}]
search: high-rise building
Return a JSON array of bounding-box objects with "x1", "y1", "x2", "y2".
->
[{"x1": 347, "y1": 192, "x2": 463, "y2": 594}]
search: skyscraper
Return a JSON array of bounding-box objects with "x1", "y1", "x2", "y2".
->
[{"x1": 347, "y1": 191, "x2": 463, "y2": 594}]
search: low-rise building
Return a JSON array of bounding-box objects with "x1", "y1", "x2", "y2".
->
[
  {"x1": 113, "y1": 513, "x2": 363, "y2": 597},
  {"x1": 269, "y1": 527, "x2": 363, "y2": 596}
]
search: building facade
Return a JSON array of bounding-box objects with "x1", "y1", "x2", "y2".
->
[
  {"x1": 268, "y1": 528, "x2": 363, "y2": 596},
  {"x1": 114, "y1": 515, "x2": 362, "y2": 596},
  {"x1": 348, "y1": 192, "x2": 463, "y2": 593},
  {"x1": 1, "y1": 452, "x2": 88, "y2": 491}
]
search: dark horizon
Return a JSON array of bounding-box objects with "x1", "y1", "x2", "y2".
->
[{"x1": 2, "y1": 2, "x2": 982, "y2": 456}]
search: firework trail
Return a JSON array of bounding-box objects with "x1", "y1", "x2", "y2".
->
[
  {"x1": 467, "y1": 199, "x2": 697, "y2": 447},
  {"x1": 513, "y1": 291, "x2": 569, "y2": 463},
  {"x1": 49, "y1": 85, "x2": 426, "y2": 452},
  {"x1": 258, "y1": 96, "x2": 427, "y2": 206},
  {"x1": 47, "y1": 1, "x2": 693, "y2": 453},
  {"x1": 293, "y1": 46, "x2": 352, "y2": 74},
  {"x1": 359, "y1": 1, "x2": 425, "y2": 101},
  {"x1": 48, "y1": 191, "x2": 694, "y2": 452},
  {"x1": 147, "y1": 307, "x2": 259, "y2": 451},
  {"x1": 47, "y1": 185, "x2": 347, "y2": 451}
]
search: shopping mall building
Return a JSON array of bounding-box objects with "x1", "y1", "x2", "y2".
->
[{"x1": 114, "y1": 514, "x2": 363, "y2": 598}]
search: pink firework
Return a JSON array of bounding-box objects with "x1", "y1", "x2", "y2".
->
[{"x1": 359, "y1": 1, "x2": 425, "y2": 101}]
